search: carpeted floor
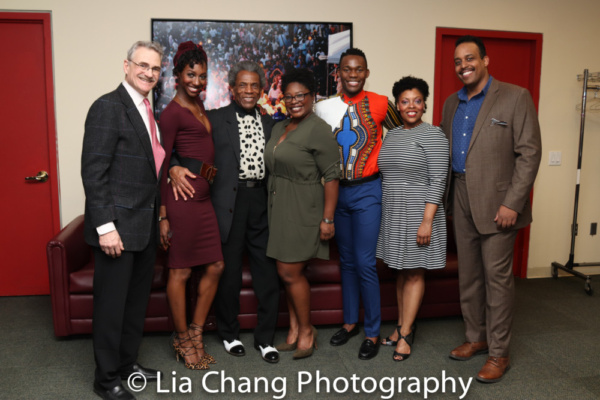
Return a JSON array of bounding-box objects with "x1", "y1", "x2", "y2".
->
[{"x1": 0, "y1": 276, "x2": 599, "y2": 399}]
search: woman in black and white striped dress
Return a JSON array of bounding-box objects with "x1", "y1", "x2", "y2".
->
[{"x1": 376, "y1": 76, "x2": 449, "y2": 361}]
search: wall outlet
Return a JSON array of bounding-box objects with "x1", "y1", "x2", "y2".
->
[
  {"x1": 549, "y1": 151, "x2": 561, "y2": 166},
  {"x1": 591, "y1": 223, "x2": 597, "y2": 236}
]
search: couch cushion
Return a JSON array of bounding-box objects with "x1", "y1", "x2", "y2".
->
[
  {"x1": 69, "y1": 261, "x2": 168, "y2": 294},
  {"x1": 240, "y1": 250, "x2": 458, "y2": 288},
  {"x1": 69, "y1": 262, "x2": 94, "y2": 293},
  {"x1": 376, "y1": 253, "x2": 458, "y2": 280}
]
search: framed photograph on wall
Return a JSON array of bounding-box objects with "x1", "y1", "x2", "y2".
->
[{"x1": 151, "y1": 19, "x2": 352, "y2": 121}]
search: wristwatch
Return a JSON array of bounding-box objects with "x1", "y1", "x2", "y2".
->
[{"x1": 322, "y1": 218, "x2": 334, "y2": 224}]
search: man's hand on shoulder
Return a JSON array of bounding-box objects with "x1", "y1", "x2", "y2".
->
[
  {"x1": 169, "y1": 166, "x2": 196, "y2": 201},
  {"x1": 99, "y1": 230, "x2": 124, "y2": 258},
  {"x1": 494, "y1": 205, "x2": 518, "y2": 230}
]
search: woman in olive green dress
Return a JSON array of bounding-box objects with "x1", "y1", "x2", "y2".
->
[{"x1": 265, "y1": 68, "x2": 340, "y2": 360}]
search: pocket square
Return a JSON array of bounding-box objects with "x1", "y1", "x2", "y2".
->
[{"x1": 491, "y1": 118, "x2": 508, "y2": 127}]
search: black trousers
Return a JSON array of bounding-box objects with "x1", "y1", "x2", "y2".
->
[
  {"x1": 92, "y1": 227, "x2": 156, "y2": 389},
  {"x1": 214, "y1": 185, "x2": 280, "y2": 345}
]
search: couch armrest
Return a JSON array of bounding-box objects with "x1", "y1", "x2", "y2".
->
[
  {"x1": 46, "y1": 214, "x2": 89, "y2": 336},
  {"x1": 47, "y1": 215, "x2": 90, "y2": 274}
]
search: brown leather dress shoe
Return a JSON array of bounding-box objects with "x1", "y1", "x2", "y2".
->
[
  {"x1": 476, "y1": 356, "x2": 510, "y2": 383},
  {"x1": 449, "y1": 341, "x2": 488, "y2": 360}
]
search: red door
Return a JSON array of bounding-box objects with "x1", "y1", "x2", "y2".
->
[
  {"x1": 0, "y1": 13, "x2": 60, "y2": 295},
  {"x1": 433, "y1": 28, "x2": 543, "y2": 278}
]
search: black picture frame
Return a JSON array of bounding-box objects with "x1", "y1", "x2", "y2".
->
[{"x1": 151, "y1": 18, "x2": 352, "y2": 121}]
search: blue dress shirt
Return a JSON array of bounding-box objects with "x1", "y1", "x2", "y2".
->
[{"x1": 452, "y1": 77, "x2": 493, "y2": 173}]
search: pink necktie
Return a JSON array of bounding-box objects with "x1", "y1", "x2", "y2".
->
[{"x1": 143, "y1": 98, "x2": 165, "y2": 178}]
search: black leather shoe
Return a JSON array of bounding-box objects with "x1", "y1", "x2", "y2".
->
[
  {"x1": 330, "y1": 326, "x2": 359, "y2": 346},
  {"x1": 254, "y1": 341, "x2": 280, "y2": 363},
  {"x1": 93, "y1": 383, "x2": 135, "y2": 400},
  {"x1": 223, "y1": 339, "x2": 245, "y2": 356},
  {"x1": 119, "y1": 363, "x2": 161, "y2": 381},
  {"x1": 358, "y1": 337, "x2": 380, "y2": 360}
]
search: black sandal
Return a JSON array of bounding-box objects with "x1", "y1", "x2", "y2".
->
[
  {"x1": 393, "y1": 325, "x2": 416, "y2": 362},
  {"x1": 382, "y1": 325, "x2": 401, "y2": 346}
]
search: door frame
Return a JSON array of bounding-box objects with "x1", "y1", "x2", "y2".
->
[
  {"x1": 433, "y1": 27, "x2": 543, "y2": 278},
  {"x1": 1, "y1": 12, "x2": 60, "y2": 233}
]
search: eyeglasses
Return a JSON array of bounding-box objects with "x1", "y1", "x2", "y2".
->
[
  {"x1": 283, "y1": 92, "x2": 311, "y2": 103},
  {"x1": 129, "y1": 60, "x2": 161, "y2": 74}
]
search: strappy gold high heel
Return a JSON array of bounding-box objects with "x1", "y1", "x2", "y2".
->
[
  {"x1": 172, "y1": 332, "x2": 209, "y2": 370},
  {"x1": 189, "y1": 323, "x2": 216, "y2": 364}
]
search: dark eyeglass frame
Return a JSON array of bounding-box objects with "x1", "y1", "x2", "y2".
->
[
  {"x1": 129, "y1": 60, "x2": 161, "y2": 74},
  {"x1": 282, "y1": 92, "x2": 311, "y2": 104}
]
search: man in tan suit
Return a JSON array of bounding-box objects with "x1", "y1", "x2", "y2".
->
[{"x1": 441, "y1": 35, "x2": 541, "y2": 383}]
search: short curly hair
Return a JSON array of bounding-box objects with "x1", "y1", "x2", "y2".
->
[
  {"x1": 172, "y1": 48, "x2": 207, "y2": 76},
  {"x1": 392, "y1": 76, "x2": 430, "y2": 106},
  {"x1": 456, "y1": 35, "x2": 487, "y2": 58},
  {"x1": 339, "y1": 48, "x2": 368, "y2": 68},
  {"x1": 281, "y1": 68, "x2": 316, "y2": 94}
]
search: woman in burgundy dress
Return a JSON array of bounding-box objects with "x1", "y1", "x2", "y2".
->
[{"x1": 158, "y1": 42, "x2": 224, "y2": 370}]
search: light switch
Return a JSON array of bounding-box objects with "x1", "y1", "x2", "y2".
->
[{"x1": 549, "y1": 151, "x2": 561, "y2": 166}]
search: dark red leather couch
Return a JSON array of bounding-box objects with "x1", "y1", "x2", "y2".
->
[
  {"x1": 47, "y1": 215, "x2": 460, "y2": 337},
  {"x1": 46, "y1": 215, "x2": 173, "y2": 336},
  {"x1": 242, "y1": 221, "x2": 461, "y2": 327}
]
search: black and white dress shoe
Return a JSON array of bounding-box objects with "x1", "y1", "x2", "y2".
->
[
  {"x1": 223, "y1": 339, "x2": 246, "y2": 356},
  {"x1": 254, "y1": 342, "x2": 279, "y2": 363},
  {"x1": 358, "y1": 337, "x2": 381, "y2": 360},
  {"x1": 93, "y1": 382, "x2": 135, "y2": 400},
  {"x1": 119, "y1": 363, "x2": 161, "y2": 381},
  {"x1": 330, "y1": 326, "x2": 360, "y2": 346}
]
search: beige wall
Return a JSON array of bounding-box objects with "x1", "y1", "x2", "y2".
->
[{"x1": 4, "y1": 0, "x2": 600, "y2": 278}]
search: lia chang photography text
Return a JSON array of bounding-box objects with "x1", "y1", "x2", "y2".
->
[{"x1": 138, "y1": 370, "x2": 473, "y2": 399}]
